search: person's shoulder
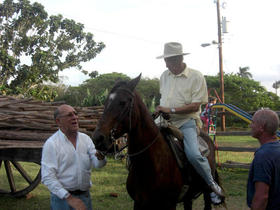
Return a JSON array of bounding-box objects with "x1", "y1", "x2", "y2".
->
[
  {"x1": 264, "y1": 141, "x2": 280, "y2": 154},
  {"x1": 186, "y1": 67, "x2": 205, "y2": 81},
  {"x1": 78, "y1": 132, "x2": 92, "y2": 141},
  {"x1": 161, "y1": 69, "x2": 169, "y2": 77},
  {"x1": 78, "y1": 132, "x2": 94, "y2": 147},
  {"x1": 78, "y1": 131, "x2": 90, "y2": 138},
  {"x1": 43, "y1": 131, "x2": 60, "y2": 147},
  {"x1": 188, "y1": 67, "x2": 204, "y2": 76},
  {"x1": 45, "y1": 130, "x2": 59, "y2": 142},
  {"x1": 254, "y1": 144, "x2": 273, "y2": 159}
]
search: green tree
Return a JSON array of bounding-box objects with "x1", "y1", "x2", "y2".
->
[
  {"x1": 0, "y1": 0, "x2": 105, "y2": 98},
  {"x1": 272, "y1": 80, "x2": 280, "y2": 95},
  {"x1": 55, "y1": 72, "x2": 130, "y2": 106},
  {"x1": 137, "y1": 77, "x2": 160, "y2": 111},
  {"x1": 54, "y1": 73, "x2": 161, "y2": 109},
  {"x1": 237, "y1": 66, "x2": 252, "y2": 79},
  {"x1": 89, "y1": 71, "x2": 99, "y2": 78}
]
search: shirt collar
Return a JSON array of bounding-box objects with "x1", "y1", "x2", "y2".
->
[
  {"x1": 168, "y1": 64, "x2": 190, "y2": 78},
  {"x1": 58, "y1": 129, "x2": 68, "y2": 142},
  {"x1": 58, "y1": 129, "x2": 79, "y2": 142}
]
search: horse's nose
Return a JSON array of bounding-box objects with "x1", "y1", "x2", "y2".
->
[{"x1": 92, "y1": 129, "x2": 105, "y2": 150}]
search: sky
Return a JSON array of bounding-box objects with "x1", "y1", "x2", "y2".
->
[{"x1": 29, "y1": 0, "x2": 280, "y2": 94}]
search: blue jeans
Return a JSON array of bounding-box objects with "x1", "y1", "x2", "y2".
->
[
  {"x1": 50, "y1": 191, "x2": 92, "y2": 210},
  {"x1": 180, "y1": 119, "x2": 214, "y2": 186}
]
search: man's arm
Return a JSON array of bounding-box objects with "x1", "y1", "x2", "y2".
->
[
  {"x1": 251, "y1": 181, "x2": 269, "y2": 210},
  {"x1": 156, "y1": 102, "x2": 201, "y2": 114}
]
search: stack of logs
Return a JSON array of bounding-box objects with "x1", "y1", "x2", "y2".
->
[{"x1": 0, "y1": 95, "x2": 104, "y2": 143}]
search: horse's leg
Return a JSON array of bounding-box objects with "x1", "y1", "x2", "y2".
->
[
  {"x1": 133, "y1": 201, "x2": 142, "y2": 210},
  {"x1": 134, "y1": 201, "x2": 177, "y2": 210},
  {"x1": 183, "y1": 198, "x2": 193, "y2": 210},
  {"x1": 203, "y1": 191, "x2": 212, "y2": 210}
]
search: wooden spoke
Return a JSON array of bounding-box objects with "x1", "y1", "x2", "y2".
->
[
  {"x1": 4, "y1": 160, "x2": 16, "y2": 193},
  {"x1": 11, "y1": 161, "x2": 33, "y2": 184},
  {"x1": 0, "y1": 160, "x2": 41, "y2": 197}
]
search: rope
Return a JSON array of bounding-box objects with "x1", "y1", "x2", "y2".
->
[{"x1": 127, "y1": 131, "x2": 160, "y2": 158}]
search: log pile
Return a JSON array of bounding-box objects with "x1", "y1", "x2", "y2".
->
[{"x1": 0, "y1": 95, "x2": 104, "y2": 143}]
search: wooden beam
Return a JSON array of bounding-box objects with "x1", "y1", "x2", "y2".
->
[
  {"x1": 217, "y1": 146, "x2": 257, "y2": 152},
  {"x1": 216, "y1": 131, "x2": 251, "y2": 136}
]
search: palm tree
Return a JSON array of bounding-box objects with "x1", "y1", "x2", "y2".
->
[
  {"x1": 237, "y1": 66, "x2": 252, "y2": 79},
  {"x1": 272, "y1": 80, "x2": 280, "y2": 95}
]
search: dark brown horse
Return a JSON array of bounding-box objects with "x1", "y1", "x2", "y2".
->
[{"x1": 92, "y1": 75, "x2": 225, "y2": 210}]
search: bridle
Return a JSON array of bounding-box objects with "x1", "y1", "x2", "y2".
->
[
  {"x1": 104, "y1": 87, "x2": 160, "y2": 158},
  {"x1": 110, "y1": 87, "x2": 135, "y2": 137}
]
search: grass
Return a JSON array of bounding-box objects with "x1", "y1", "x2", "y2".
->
[
  {"x1": 0, "y1": 135, "x2": 259, "y2": 210},
  {"x1": 214, "y1": 135, "x2": 259, "y2": 164}
]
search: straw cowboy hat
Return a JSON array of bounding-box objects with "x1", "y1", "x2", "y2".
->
[{"x1": 156, "y1": 42, "x2": 190, "y2": 59}]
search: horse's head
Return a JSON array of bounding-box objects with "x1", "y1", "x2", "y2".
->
[{"x1": 92, "y1": 74, "x2": 141, "y2": 152}]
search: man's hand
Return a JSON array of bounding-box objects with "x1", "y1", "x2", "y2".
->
[
  {"x1": 95, "y1": 151, "x2": 105, "y2": 160},
  {"x1": 156, "y1": 105, "x2": 171, "y2": 114},
  {"x1": 66, "y1": 195, "x2": 86, "y2": 210}
]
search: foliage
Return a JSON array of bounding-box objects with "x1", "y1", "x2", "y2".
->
[
  {"x1": 272, "y1": 80, "x2": 280, "y2": 95},
  {"x1": 0, "y1": 0, "x2": 105, "y2": 99},
  {"x1": 272, "y1": 80, "x2": 280, "y2": 89},
  {"x1": 0, "y1": 84, "x2": 12, "y2": 95},
  {"x1": 237, "y1": 66, "x2": 252, "y2": 79},
  {"x1": 0, "y1": 82, "x2": 59, "y2": 101},
  {"x1": 19, "y1": 83, "x2": 59, "y2": 101},
  {"x1": 55, "y1": 73, "x2": 161, "y2": 110},
  {"x1": 136, "y1": 77, "x2": 160, "y2": 112},
  {"x1": 54, "y1": 85, "x2": 82, "y2": 106},
  {"x1": 55, "y1": 72, "x2": 130, "y2": 106}
]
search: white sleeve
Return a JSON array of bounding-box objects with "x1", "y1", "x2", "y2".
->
[{"x1": 41, "y1": 140, "x2": 68, "y2": 199}]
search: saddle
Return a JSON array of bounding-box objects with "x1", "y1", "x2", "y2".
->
[{"x1": 160, "y1": 124, "x2": 210, "y2": 169}]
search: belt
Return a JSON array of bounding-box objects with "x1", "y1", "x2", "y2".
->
[{"x1": 68, "y1": 190, "x2": 87, "y2": 195}]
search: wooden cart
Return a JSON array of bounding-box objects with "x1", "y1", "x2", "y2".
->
[{"x1": 0, "y1": 96, "x2": 103, "y2": 197}]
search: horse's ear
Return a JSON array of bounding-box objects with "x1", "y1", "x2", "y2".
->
[{"x1": 128, "y1": 73, "x2": 141, "y2": 91}]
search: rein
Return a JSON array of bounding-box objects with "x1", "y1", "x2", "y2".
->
[
  {"x1": 111, "y1": 88, "x2": 134, "y2": 135},
  {"x1": 127, "y1": 130, "x2": 160, "y2": 157}
]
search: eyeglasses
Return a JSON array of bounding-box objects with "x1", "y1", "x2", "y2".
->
[{"x1": 58, "y1": 111, "x2": 78, "y2": 118}]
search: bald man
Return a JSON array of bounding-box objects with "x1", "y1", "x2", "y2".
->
[
  {"x1": 247, "y1": 109, "x2": 280, "y2": 210},
  {"x1": 41, "y1": 104, "x2": 106, "y2": 210}
]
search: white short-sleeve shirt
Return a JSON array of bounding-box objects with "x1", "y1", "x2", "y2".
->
[{"x1": 159, "y1": 66, "x2": 208, "y2": 127}]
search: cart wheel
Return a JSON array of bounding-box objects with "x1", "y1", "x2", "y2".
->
[{"x1": 0, "y1": 160, "x2": 41, "y2": 197}]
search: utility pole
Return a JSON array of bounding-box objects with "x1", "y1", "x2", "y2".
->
[{"x1": 216, "y1": 0, "x2": 226, "y2": 131}]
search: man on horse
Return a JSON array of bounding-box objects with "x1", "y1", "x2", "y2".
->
[{"x1": 156, "y1": 42, "x2": 225, "y2": 204}]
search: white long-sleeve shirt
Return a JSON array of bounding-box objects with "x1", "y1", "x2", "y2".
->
[{"x1": 41, "y1": 130, "x2": 106, "y2": 199}]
